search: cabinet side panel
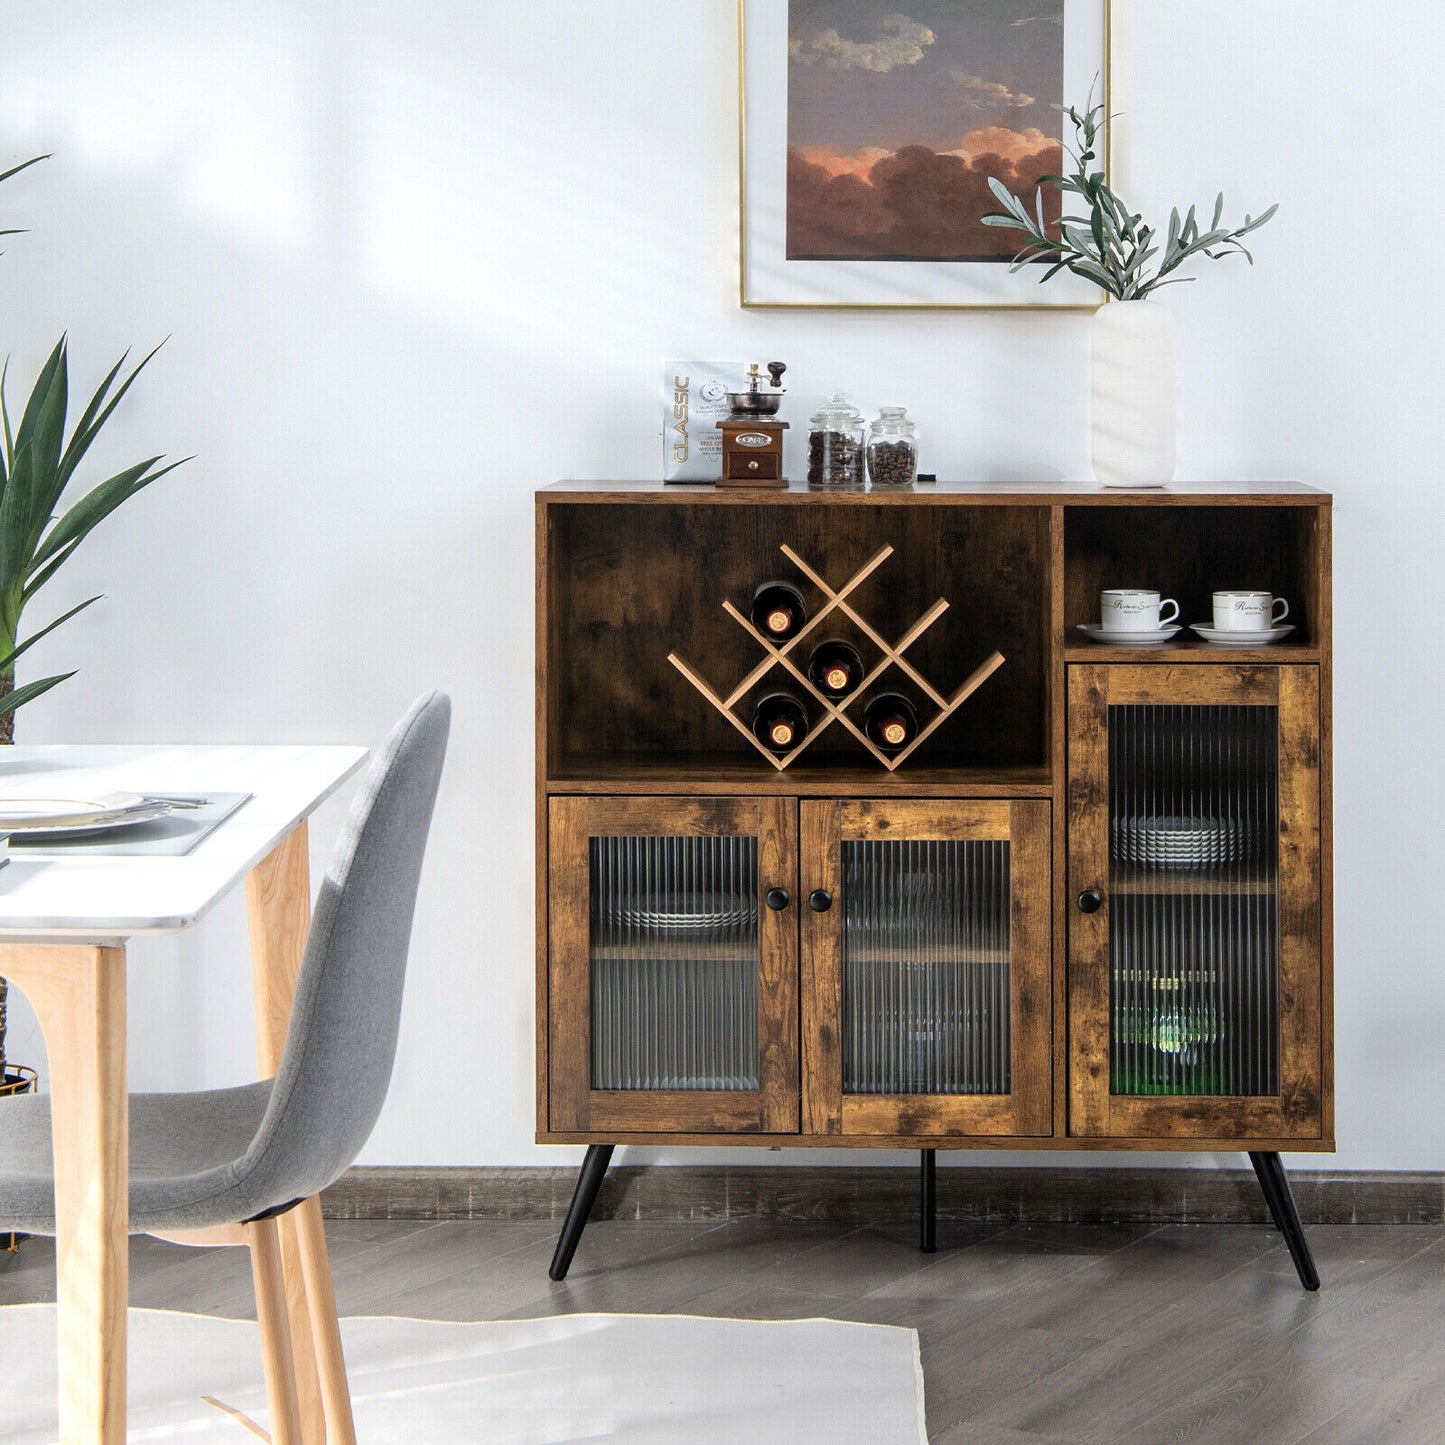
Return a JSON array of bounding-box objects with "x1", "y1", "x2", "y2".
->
[
  {"x1": 547, "y1": 797, "x2": 592, "y2": 1132},
  {"x1": 1278, "y1": 667, "x2": 1324, "y2": 1136},
  {"x1": 1314, "y1": 507, "x2": 1335, "y2": 1144}
]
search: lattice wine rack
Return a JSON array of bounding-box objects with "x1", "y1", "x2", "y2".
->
[{"x1": 667, "y1": 543, "x2": 1005, "y2": 772}]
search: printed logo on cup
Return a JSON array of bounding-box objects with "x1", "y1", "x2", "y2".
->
[{"x1": 1100, "y1": 589, "x2": 1180, "y2": 632}]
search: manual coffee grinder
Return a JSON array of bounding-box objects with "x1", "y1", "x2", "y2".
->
[{"x1": 716, "y1": 362, "x2": 788, "y2": 488}]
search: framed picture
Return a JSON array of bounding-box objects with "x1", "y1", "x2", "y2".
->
[{"x1": 739, "y1": 0, "x2": 1112, "y2": 310}]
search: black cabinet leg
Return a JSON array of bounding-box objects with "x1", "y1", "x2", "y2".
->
[
  {"x1": 549, "y1": 1144, "x2": 614, "y2": 1281},
  {"x1": 1249, "y1": 1151, "x2": 1320, "y2": 1291},
  {"x1": 920, "y1": 1149, "x2": 937, "y2": 1253}
]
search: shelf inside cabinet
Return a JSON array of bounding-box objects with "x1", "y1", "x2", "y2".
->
[
  {"x1": 1109, "y1": 864, "x2": 1277, "y2": 896},
  {"x1": 590, "y1": 940, "x2": 760, "y2": 963},
  {"x1": 1065, "y1": 639, "x2": 1321, "y2": 664},
  {"x1": 547, "y1": 754, "x2": 1053, "y2": 796}
]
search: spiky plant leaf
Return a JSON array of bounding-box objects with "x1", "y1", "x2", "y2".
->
[{"x1": 0, "y1": 669, "x2": 76, "y2": 719}]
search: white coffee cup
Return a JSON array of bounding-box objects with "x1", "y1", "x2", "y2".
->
[
  {"x1": 1213, "y1": 591, "x2": 1289, "y2": 632},
  {"x1": 1100, "y1": 589, "x2": 1180, "y2": 632}
]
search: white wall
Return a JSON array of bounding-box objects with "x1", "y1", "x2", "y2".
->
[{"x1": 1, "y1": 2, "x2": 1439, "y2": 1173}]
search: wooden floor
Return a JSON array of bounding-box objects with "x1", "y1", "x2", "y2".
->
[{"x1": 5, "y1": 1217, "x2": 1444, "y2": 1443}]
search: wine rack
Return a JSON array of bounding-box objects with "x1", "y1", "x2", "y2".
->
[{"x1": 667, "y1": 543, "x2": 1005, "y2": 772}]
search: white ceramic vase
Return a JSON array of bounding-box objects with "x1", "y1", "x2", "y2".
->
[{"x1": 1090, "y1": 298, "x2": 1176, "y2": 489}]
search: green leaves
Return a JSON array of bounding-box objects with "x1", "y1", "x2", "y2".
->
[
  {"x1": 0, "y1": 339, "x2": 187, "y2": 717},
  {"x1": 0, "y1": 154, "x2": 49, "y2": 187},
  {"x1": 0, "y1": 668, "x2": 77, "y2": 721},
  {"x1": 982, "y1": 88, "x2": 1278, "y2": 300},
  {"x1": 0, "y1": 153, "x2": 49, "y2": 257}
]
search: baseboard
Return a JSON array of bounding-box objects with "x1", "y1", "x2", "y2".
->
[{"x1": 322, "y1": 1164, "x2": 1445, "y2": 1228}]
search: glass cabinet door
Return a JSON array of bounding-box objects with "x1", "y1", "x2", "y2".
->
[
  {"x1": 548, "y1": 797, "x2": 798, "y2": 1134},
  {"x1": 800, "y1": 800, "x2": 1052, "y2": 1137},
  {"x1": 1067, "y1": 666, "x2": 1323, "y2": 1140}
]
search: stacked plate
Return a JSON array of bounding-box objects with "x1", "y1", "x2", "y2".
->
[
  {"x1": 1112, "y1": 814, "x2": 1252, "y2": 869},
  {"x1": 610, "y1": 893, "x2": 754, "y2": 935}
]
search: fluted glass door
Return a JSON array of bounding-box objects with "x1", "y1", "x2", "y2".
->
[
  {"x1": 1068, "y1": 666, "x2": 1323, "y2": 1141},
  {"x1": 840, "y1": 838, "x2": 1011, "y2": 1097},
  {"x1": 548, "y1": 797, "x2": 798, "y2": 1135},
  {"x1": 802, "y1": 800, "x2": 1051, "y2": 1138},
  {"x1": 1109, "y1": 704, "x2": 1278, "y2": 1097},
  {"x1": 590, "y1": 833, "x2": 760, "y2": 1093}
]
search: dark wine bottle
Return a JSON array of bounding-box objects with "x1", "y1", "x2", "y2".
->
[
  {"x1": 752, "y1": 692, "x2": 809, "y2": 753},
  {"x1": 864, "y1": 692, "x2": 919, "y2": 752},
  {"x1": 807, "y1": 640, "x2": 864, "y2": 698},
  {"x1": 750, "y1": 580, "x2": 806, "y2": 641}
]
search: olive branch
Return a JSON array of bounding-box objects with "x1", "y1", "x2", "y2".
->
[{"x1": 981, "y1": 86, "x2": 1278, "y2": 301}]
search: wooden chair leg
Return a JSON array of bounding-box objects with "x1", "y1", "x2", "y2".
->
[
  {"x1": 246, "y1": 824, "x2": 326, "y2": 1442},
  {"x1": 276, "y1": 1212, "x2": 328, "y2": 1440},
  {"x1": 293, "y1": 1196, "x2": 358, "y2": 1445},
  {"x1": 248, "y1": 1217, "x2": 304, "y2": 1445}
]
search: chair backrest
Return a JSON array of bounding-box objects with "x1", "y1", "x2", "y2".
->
[{"x1": 235, "y1": 691, "x2": 450, "y2": 1213}]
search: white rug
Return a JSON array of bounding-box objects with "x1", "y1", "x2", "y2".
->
[{"x1": 4, "y1": 1305, "x2": 927, "y2": 1443}]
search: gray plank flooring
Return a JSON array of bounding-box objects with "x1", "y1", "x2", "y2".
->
[{"x1": 4, "y1": 1218, "x2": 1443, "y2": 1443}]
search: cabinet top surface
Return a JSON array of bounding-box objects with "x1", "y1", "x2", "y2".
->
[{"x1": 537, "y1": 480, "x2": 1330, "y2": 505}]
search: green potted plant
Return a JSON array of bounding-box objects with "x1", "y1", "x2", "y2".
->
[
  {"x1": 982, "y1": 91, "x2": 1277, "y2": 488},
  {"x1": 0, "y1": 150, "x2": 188, "y2": 1090}
]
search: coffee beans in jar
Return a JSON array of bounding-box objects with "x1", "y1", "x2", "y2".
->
[
  {"x1": 806, "y1": 394, "x2": 865, "y2": 488},
  {"x1": 866, "y1": 406, "x2": 918, "y2": 488}
]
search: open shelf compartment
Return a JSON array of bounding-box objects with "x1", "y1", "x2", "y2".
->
[{"x1": 542, "y1": 498, "x2": 1051, "y2": 782}]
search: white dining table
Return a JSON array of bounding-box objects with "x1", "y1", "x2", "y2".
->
[{"x1": 0, "y1": 743, "x2": 368, "y2": 1444}]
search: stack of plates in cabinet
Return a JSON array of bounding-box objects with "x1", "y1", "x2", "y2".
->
[
  {"x1": 1112, "y1": 815, "x2": 1252, "y2": 869},
  {"x1": 607, "y1": 893, "x2": 753, "y2": 938}
]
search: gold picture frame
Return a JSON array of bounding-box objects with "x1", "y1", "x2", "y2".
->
[{"x1": 739, "y1": 0, "x2": 1116, "y2": 311}]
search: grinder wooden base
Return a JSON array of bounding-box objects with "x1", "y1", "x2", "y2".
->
[{"x1": 717, "y1": 419, "x2": 788, "y2": 488}]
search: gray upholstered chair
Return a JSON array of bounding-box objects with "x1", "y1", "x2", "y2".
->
[{"x1": 0, "y1": 690, "x2": 450, "y2": 1445}]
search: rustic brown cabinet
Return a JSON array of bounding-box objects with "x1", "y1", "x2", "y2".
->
[{"x1": 536, "y1": 481, "x2": 1333, "y2": 1288}]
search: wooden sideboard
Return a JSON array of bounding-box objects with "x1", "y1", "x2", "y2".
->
[{"x1": 535, "y1": 480, "x2": 1332, "y2": 1288}]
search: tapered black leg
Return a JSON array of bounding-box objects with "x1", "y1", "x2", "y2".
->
[
  {"x1": 1249, "y1": 1151, "x2": 1320, "y2": 1291},
  {"x1": 920, "y1": 1149, "x2": 937, "y2": 1253},
  {"x1": 549, "y1": 1144, "x2": 614, "y2": 1281}
]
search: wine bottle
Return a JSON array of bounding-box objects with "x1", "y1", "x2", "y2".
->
[
  {"x1": 807, "y1": 640, "x2": 864, "y2": 699},
  {"x1": 752, "y1": 692, "x2": 809, "y2": 753},
  {"x1": 864, "y1": 692, "x2": 919, "y2": 752},
  {"x1": 750, "y1": 580, "x2": 806, "y2": 642}
]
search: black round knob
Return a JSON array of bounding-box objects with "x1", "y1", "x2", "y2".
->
[
  {"x1": 808, "y1": 889, "x2": 833, "y2": 912},
  {"x1": 1076, "y1": 889, "x2": 1103, "y2": 914},
  {"x1": 765, "y1": 888, "x2": 790, "y2": 910}
]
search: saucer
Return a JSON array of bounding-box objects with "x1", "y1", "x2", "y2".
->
[
  {"x1": 1076, "y1": 622, "x2": 1182, "y2": 647},
  {"x1": 1189, "y1": 623, "x2": 1295, "y2": 647}
]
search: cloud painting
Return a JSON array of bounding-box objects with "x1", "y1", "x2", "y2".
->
[{"x1": 786, "y1": 1, "x2": 1065, "y2": 261}]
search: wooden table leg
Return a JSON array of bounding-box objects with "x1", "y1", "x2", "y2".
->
[
  {"x1": 245, "y1": 822, "x2": 355, "y2": 1444},
  {"x1": 1, "y1": 944, "x2": 128, "y2": 1445}
]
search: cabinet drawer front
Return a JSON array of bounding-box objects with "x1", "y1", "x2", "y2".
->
[
  {"x1": 801, "y1": 799, "x2": 1052, "y2": 1138},
  {"x1": 548, "y1": 796, "x2": 798, "y2": 1135},
  {"x1": 1067, "y1": 665, "x2": 1322, "y2": 1140}
]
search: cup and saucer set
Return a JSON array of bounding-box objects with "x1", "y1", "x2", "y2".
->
[{"x1": 1078, "y1": 589, "x2": 1294, "y2": 648}]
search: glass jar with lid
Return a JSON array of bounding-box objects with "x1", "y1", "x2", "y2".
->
[
  {"x1": 866, "y1": 406, "x2": 918, "y2": 488},
  {"x1": 806, "y1": 394, "x2": 865, "y2": 488}
]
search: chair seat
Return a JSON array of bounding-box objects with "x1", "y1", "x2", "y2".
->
[{"x1": 0, "y1": 1080, "x2": 275, "y2": 1235}]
